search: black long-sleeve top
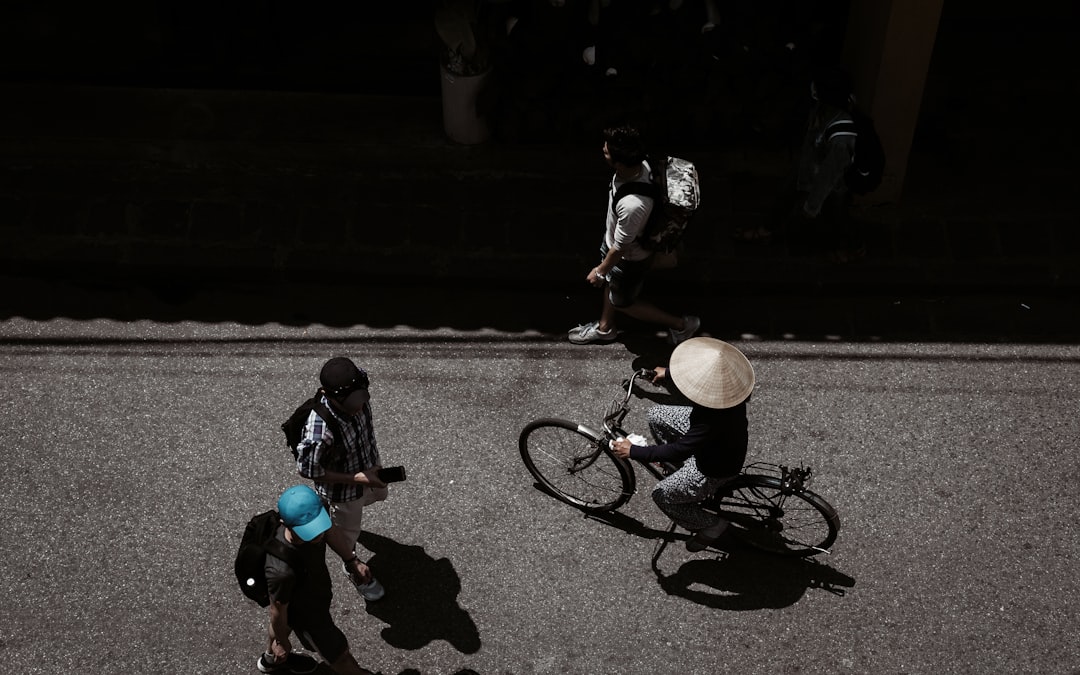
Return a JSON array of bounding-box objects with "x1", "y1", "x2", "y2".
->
[{"x1": 629, "y1": 402, "x2": 748, "y2": 478}]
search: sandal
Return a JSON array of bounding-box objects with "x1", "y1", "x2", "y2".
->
[{"x1": 732, "y1": 226, "x2": 774, "y2": 243}]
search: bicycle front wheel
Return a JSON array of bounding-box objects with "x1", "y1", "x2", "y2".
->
[
  {"x1": 718, "y1": 475, "x2": 840, "y2": 556},
  {"x1": 519, "y1": 418, "x2": 635, "y2": 512}
]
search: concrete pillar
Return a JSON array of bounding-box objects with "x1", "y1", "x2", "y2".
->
[{"x1": 844, "y1": 0, "x2": 944, "y2": 203}]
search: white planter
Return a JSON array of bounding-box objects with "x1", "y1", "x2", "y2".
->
[{"x1": 440, "y1": 65, "x2": 492, "y2": 145}]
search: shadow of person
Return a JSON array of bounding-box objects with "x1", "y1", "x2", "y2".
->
[
  {"x1": 355, "y1": 531, "x2": 481, "y2": 655},
  {"x1": 648, "y1": 533, "x2": 856, "y2": 610}
]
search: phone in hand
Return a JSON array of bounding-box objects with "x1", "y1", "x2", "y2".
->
[{"x1": 376, "y1": 466, "x2": 407, "y2": 483}]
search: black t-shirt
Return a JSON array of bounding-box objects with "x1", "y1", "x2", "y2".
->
[
  {"x1": 630, "y1": 403, "x2": 749, "y2": 477},
  {"x1": 265, "y1": 525, "x2": 333, "y2": 616}
]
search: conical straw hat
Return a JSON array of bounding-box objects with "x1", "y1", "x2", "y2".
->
[{"x1": 668, "y1": 337, "x2": 755, "y2": 409}]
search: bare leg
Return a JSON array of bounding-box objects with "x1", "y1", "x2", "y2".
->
[
  {"x1": 616, "y1": 300, "x2": 685, "y2": 330},
  {"x1": 598, "y1": 286, "x2": 619, "y2": 333}
]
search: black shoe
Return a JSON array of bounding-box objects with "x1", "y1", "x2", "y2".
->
[
  {"x1": 685, "y1": 531, "x2": 721, "y2": 552},
  {"x1": 257, "y1": 652, "x2": 318, "y2": 674},
  {"x1": 685, "y1": 523, "x2": 731, "y2": 552}
]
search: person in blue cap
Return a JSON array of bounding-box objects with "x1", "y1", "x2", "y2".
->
[{"x1": 259, "y1": 485, "x2": 376, "y2": 675}]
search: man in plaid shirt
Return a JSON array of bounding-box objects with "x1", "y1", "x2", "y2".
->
[{"x1": 296, "y1": 357, "x2": 388, "y2": 602}]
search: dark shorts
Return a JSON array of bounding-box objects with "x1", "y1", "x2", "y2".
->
[
  {"x1": 290, "y1": 605, "x2": 349, "y2": 663},
  {"x1": 600, "y1": 245, "x2": 651, "y2": 308}
]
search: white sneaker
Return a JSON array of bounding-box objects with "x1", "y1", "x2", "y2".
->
[
  {"x1": 568, "y1": 321, "x2": 618, "y2": 345},
  {"x1": 668, "y1": 315, "x2": 700, "y2": 345}
]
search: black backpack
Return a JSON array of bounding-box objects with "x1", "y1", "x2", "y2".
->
[
  {"x1": 825, "y1": 109, "x2": 885, "y2": 195},
  {"x1": 234, "y1": 510, "x2": 304, "y2": 607},
  {"x1": 612, "y1": 155, "x2": 701, "y2": 253},
  {"x1": 281, "y1": 392, "x2": 343, "y2": 460}
]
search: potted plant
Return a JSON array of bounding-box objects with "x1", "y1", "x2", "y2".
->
[{"x1": 435, "y1": 0, "x2": 495, "y2": 144}]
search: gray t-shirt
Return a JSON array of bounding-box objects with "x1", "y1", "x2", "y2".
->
[{"x1": 265, "y1": 525, "x2": 333, "y2": 615}]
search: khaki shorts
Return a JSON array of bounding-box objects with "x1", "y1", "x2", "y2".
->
[{"x1": 329, "y1": 486, "x2": 388, "y2": 546}]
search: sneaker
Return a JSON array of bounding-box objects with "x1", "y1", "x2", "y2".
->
[
  {"x1": 343, "y1": 561, "x2": 386, "y2": 601},
  {"x1": 685, "y1": 522, "x2": 729, "y2": 552},
  {"x1": 568, "y1": 321, "x2": 618, "y2": 345},
  {"x1": 668, "y1": 315, "x2": 700, "y2": 345},
  {"x1": 257, "y1": 652, "x2": 318, "y2": 674},
  {"x1": 685, "y1": 532, "x2": 718, "y2": 552},
  {"x1": 355, "y1": 577, "x2": 386, "y2": 601}
]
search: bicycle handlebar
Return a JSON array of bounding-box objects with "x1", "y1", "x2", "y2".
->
[
  {"x1": 623, "y1": 368, "x2": 656, "y2": 398},
  {"x1": 604, "y1": 368, "x2": 659, "y2": 435}
]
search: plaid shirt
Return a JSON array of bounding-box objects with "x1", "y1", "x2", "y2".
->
[{"x1": 296, "y1": 394, "x2": 381, "y2": 503}]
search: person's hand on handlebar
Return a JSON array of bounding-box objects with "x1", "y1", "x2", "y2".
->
[
  {"x1": 611, "y1": 433, "x2": 648, "y2": 458},
  {"x1": 611, "y1": 437, "x2": 632, "y2": 458},
  {"x1": 649, "y1": 366, "x2": 667, "y2": 383}
]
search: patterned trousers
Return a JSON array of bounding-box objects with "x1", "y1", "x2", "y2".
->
[{"x1": 647, "y1": 405, "x2": 735, "y2": 532}]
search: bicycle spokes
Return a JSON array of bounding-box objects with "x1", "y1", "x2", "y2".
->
[
  {"x1": 519, "y1": 419, "x2": 636, "y2": 512},
  {"x1": 564, "y1": 442, "x2": 606, "y2": 474},
  {"x1": 718, "y1": 476, "x2": 839, "y2": 556}
]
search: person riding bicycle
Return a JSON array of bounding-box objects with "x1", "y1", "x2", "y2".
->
[{"x1": 611, "y1": 337, "x2": 755, "y2": 551}]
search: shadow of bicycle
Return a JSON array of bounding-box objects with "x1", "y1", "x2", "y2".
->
[
  {"x1": 581, "y1": 508, "x2": 683, "y2": 541},
  {"x1": 355, "y1": 531, "x2": 481, "y2": 655},
  {"x1": 648, "y1": 531, "x2": 856, "y2": 610},
  {"x1": 581, "y1": 510, "x2": 854, "y2": 610}
]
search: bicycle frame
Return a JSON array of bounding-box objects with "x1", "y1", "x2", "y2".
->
[{"x1": 601, "y1": 368, "x2": 653, "y2": 440}]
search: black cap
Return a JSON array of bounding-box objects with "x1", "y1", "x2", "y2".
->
[{"x1": 320, "y1": 357, "x2": 370, "y2": 411}]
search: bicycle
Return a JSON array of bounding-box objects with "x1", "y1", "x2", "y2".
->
[{"x1": 519, "y1": 369, "x2": 841, "y2": 556}]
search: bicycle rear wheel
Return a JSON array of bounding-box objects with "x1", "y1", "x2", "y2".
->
[
  {"x1": 519, "y1": 418, "x2": 635, "y2": 512},
  {"x1": 716, "y1": 475, "x2": 840, "y2": 556}
]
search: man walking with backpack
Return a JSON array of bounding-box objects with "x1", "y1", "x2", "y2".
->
[
  {"x1": 258, "y1": 485, "x2": 377, "y2": 674},
  {"x1": 735, "y1": 66, "x2": 876, "y2": 263},
  {"x1": 568, "y1": 125, "x2": 699, "y2": 346},
  {"x1": 799, "y1": 67, "x2": 864, "y2": 263},
  {"x1": 294, "y1": 357, "x2": 389, "y2": 602}
]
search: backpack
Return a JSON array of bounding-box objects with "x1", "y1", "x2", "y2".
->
[
  {"x1": 612, "y1": 155, "x2": 701, "y2": 253},
  {"x1": 234, "y1": 510, "x2": 304, "y2": 607},
  {"x1": 281, "y1": 392, "x2": 343, "y2": 460},
  {"x1": 825, "y1": 109, "x2": 885, "y2": 195}
]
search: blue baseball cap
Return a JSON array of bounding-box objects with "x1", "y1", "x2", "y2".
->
[{"x1": 277, "y1": 485, "x2": 332, "y2": 541}]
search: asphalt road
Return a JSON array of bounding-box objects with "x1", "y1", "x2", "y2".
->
[{"x1": 1, "y1": 318, "x2": 1078, "y2": 674}]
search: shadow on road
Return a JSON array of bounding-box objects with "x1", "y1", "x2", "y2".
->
[
  {"x1": 315, "y1": 668, "x2": 479, "y2": 675},
  {"x1": 0, "y1": 273, "x2": 595, "y2": 335},
  {"x1": 355, "y1": 531, "x2": 481, "y2": 655},
  {"x1": 393, "y1": 670, "x2": 479, "y2": 675},
  {"x1": 578, "y1": 511, "x2": 855, "y2": 609},
  {"x1": 581, "y1": 508, "x2": 683, "y2": 542},
  {"x1": 649, "y1": 531, "x2": 855, "y2": 610}
]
